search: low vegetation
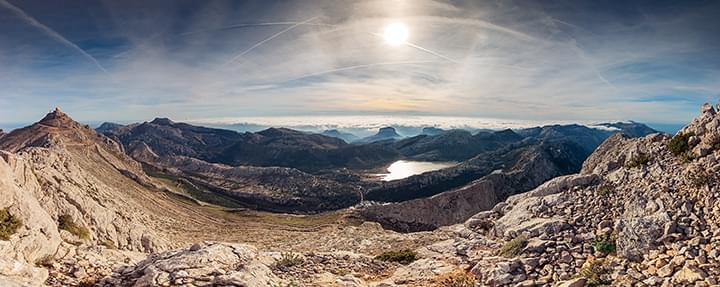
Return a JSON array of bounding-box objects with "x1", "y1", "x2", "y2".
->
[
  {"x1": 58, "y1": 214, "x2": 90, "y2": 240},
  {"x1": 591, "y1": 232, "x2": 616, "y2": 254},
  {"x1": 273, "y1": 252, "x2": 304, "y2": 269},
  {"x1": 0, "y1": 207, "x2": 22, "y2": 240},
  {"x1": 668, "y1": 133, "x2": 693, "y2": 156},
  {"x1": 375, "y1": 249, "x2": 417, "y2": 265},
  {"x1": 686, "y1": 171, "x2": 709, "y2": 188},
  {"x1": 578, "y1": 257, "x2": 611, "y2": 286},
  {"x1": 596, "y1": 185, "x2": 614, "y2": 197},
  {"x1": 100, "y1": 239, "x2": 116, "y2": 249},
  {"x1": 624, "y1": 153, "x2": 650, "y2": 168},
  {"x1": 498, "y1": 234, "x2": 528, "y2": 258},
  {"x1": 432, "y1": 269, "x2": 477, "y2": 287},
  {"x1": 35, "y1": 255, "x2": 55, "y2": 268}
]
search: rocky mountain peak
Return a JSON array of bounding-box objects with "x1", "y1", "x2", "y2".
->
[
  {"x1": 38, "y1": 107, "x2": 75, "y2": 128},
  {"x1": 150, "y1": 117, "x2": 175, "y2": 126},
  {"x1": 377, "y1": 126, "x2": 399, "y2": 136}
]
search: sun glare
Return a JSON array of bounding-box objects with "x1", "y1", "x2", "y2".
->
[{"x1": 383, "y1": 22, "x2": 409, "y2": 46}]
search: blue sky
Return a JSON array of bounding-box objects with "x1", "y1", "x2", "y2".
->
[{"x1": 0, "y1": 0, "x2": 718, "y2": 127}]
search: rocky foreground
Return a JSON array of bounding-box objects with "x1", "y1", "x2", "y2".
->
[{"x1": 1, "y1": 104, "x2": 720, "y2": 286}]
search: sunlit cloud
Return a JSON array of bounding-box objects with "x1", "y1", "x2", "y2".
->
[{"x1": 0, "y1": 0, "x2": 718, "y2": 126}]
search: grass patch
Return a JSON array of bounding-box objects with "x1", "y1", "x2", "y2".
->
[
  {"x1": 0, "y1": 208, "x2": 22, "y2": 241},
  {"x1": 35, "y1": 255, "x2": 55, "y2": 268},
  {"x1": 668, "y1": 133, "x2": 693, "y2": 156},
  {"x1": 596, "y1": 185, "x2": 614, "y2": 197},
  {"x1": 375, "y1": 249, "x2": 418, "y2": 265},
  {"x1": 58, "y1": 214, "x2": 90, "y2": 240},
  {"x1": 274, "y1": 252, "x2": 304, "y2": 269},
  {"x1": 578, "y1": 257, "x2": 611, "y2": 286},
  {"x1": 100, "y1": 239, "x2": 116, "y2": 249},
  {"x1": 591, "y1": 232, "x2": 616, "y2": 254},
  {"x1": 624, "y1": 153, "x2": 650, "y2": 168},
  {"x1": 432, "y1": 269, "x2": 477, "y2": 287},
  {"x1": 498, "y1": 234, "x2": 528, "y2": 258}
]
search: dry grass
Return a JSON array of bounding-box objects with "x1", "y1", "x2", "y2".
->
[
  {"x1": 432, "y1": 269, "x2": 477, "y2": 287},
  {"x1": 0, "y1": 208, "x2": 22, "y2": 240},
  {"x1": 58, "y1": 214, "x2": 90, "y2": 240}
]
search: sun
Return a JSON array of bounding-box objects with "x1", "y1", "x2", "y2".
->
[{"x1": 383, "y1": 22, "x2": 409, "y2": 46}]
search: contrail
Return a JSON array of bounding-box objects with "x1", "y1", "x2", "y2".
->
[
  {"x1": 223, "y1": 16, "x2": 318, "y2": 66},
  {"x1": 0, "y1": 0, "x2": 108, "y2": 73},
  {"x1": 369, "y1": 32, "x2": 459, "y2": 64},
  {"x1": 180, "y1": 22, "x2": 331, "y2": 37},
  {"x1": 285, "y1": 60, "x2": 445, "y2": 82},
  {"x1": 404, "y1": 42, "x2": 459, "y2": 63}
]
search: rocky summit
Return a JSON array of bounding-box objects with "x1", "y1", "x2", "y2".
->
[{"x1": 0, "y1": 104, "x2": 718, "y2": 286}]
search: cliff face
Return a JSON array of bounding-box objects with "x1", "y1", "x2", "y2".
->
[
  {"x1": 0, "y1": 109, "x2": 171, "y2": 285},
  {"x1": 458, "y1": 103, "x2": 720, "y2": 286},
  {"x1": 359, "y1": 138, "x2": 589, "y2": 232}
]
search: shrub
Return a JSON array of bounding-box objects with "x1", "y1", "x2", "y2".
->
[
  {"x1": 686, "y1": 171, "x2": 709, "y2": 188},
  {"x1": 274, "y1": 252, "x2": 304, "y2": 269},
  {"x1": 624, "y1": 153, "x2": 650, "y2": 168},
  {"x1": 432, "y1": 269, "x2": 477, "y2": 287},
  {"x1": 35, "y1": 255, "x2": 55, "y2": 268},
  {"x1": 0, "y1": 208, "x2": 22, "y2": 240},
  {"x1": 498, "y1": 234, "x2": 528, "y2": 258},
  {"x1": 58, "y1": 214, "x2": 90, "y2": 240},
  {"x1": 77, "y1": 278, "x2": 97, "y2": 287},
  {"x1": 668, "y1": 133, "x2": 693, "y2": 156},
  {"x1": 596, "y1": 185, "x2": 613, "y2": 197},
  {"x1": 578, "y1": 257, "x2": 611, "y2": 286},
  {"x1": 591, "y1": 232, "x2": 616, "y2": 254},
  {"x1": 375, "y1": 249, "x2": 417, "y2": 265}
]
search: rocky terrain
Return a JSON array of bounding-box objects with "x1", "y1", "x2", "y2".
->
[{"x1": 5, "y1": 105, "x2": 715, "y2": 287}]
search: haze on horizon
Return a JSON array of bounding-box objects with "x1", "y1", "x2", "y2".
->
[{"x1": 1, "y1": 0, "x2": 719, "y2": 127}]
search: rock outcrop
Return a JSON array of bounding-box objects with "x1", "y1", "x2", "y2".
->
[{"x1": 456, "y1": 103, "x2": 720, "y2": 286}]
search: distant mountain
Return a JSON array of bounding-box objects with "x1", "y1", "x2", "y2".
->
[
  {"x1": 516, "y1": 122, "x2": 658, "y2": 154},
  {"x1": 421, "y1": 127, "x2": 445, "y2": 136},
  {"x1": 594, "y1": 121, "x2": 658, "y2": 137},
  {"x1": 101, "y1": 119, "x2": 399, "y2": 172},
  {"x1": 95, "y1": 122, "x2": 125, "y2": 134},
  {"x1": 391, "y1": 129, "x2": 524, "y2": 161},
  {"x1": 355, "y1": 127, "x2": 402, "y2": 143},
  {"x1": 321, "y1": 129, "x2": 358, "y2": 143}
]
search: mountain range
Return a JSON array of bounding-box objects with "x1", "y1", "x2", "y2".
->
[{"x1": 5, "y1": 106, "x2": 719, "y2": 286}]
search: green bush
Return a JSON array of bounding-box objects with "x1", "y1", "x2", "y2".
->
[
  {"x1": 668, "y1": 133, "x2": 693, "y2": 156},
  {"x1": 578, "y1": 258, "x2": 611, "y2": 286},
  {"x1": 375, "y1": 249, "x2": 417, "y2": 265},
  {"x1": 58, "y1": 214, "x2": 90, "y2": 240},
  {"x1": 498, "y1": 234, "x2": 528, "y2": 258},
  {"x1": 0, "y1": 208, "x2": 22, "y2": 240},
  {"x1": 625, "y1": 153, "x2": 650, "y2": 168},
  {"x1": 592, "y1": 232, "x2": 616, "y2": 254}
]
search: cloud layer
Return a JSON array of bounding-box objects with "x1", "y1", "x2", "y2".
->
[{"x1": 0, "y1": 0, "x2": 718, "y2": 125}]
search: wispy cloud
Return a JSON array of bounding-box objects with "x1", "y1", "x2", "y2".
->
[
  {"x1": 0, "y1": 0, "x2": 108, "y2": 74},
  {"x1": 0, "y1": 0, "x2": 718, "y2": 126}
]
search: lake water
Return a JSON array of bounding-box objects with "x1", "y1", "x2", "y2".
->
[{"x1": 380, "y1": 160, "x2": 456, "y2": 181}]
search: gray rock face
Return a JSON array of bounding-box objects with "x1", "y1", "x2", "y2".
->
[
  {"x1": 615, "y1": 197, "x2": 671, "y2": 262},
  {"x1": 101, "y1": 242, "x2": 279, "y2": 287}
]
